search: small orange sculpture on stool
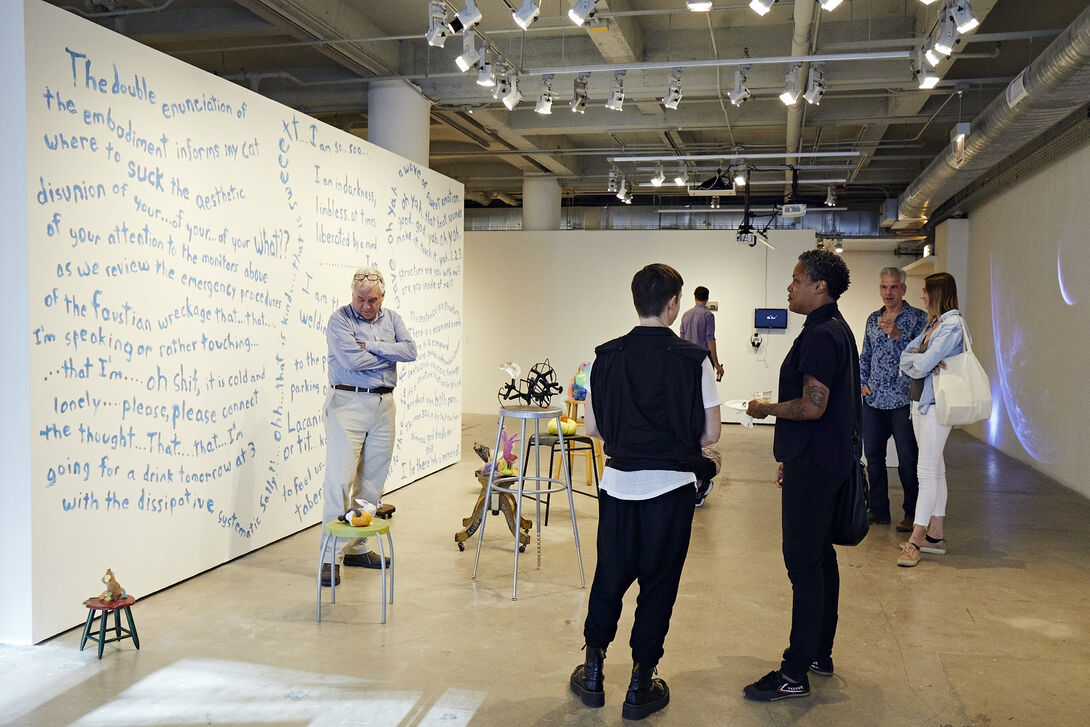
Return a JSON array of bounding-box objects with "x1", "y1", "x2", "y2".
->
[{"x1": 81, "y1": 569, "x2": 139, "y2": 659}]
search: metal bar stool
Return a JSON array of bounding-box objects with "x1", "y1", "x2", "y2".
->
[
  {"x1": 317, "y1": 519, "x2": 395, "y2": 623},
  {"x1": 472, "y1": 405, "x2": 585, "y2": 600}
]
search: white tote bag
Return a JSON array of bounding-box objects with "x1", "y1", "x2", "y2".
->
[{"x1": 933, "y1": 317, "x2": 992, "y2": 426}]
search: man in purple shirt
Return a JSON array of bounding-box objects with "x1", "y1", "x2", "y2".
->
[
  {"x1": 679, "y1": 287, "x2": 724, "y2": 382},
  {"x1": 320, "y1": 267, "x2": 417, "y2": 586}
]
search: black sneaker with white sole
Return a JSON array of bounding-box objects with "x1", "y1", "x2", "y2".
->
[
  {"x1": 743, "y1": 671, "x2": 810, "y2": 701},
  {"x1": 809, "y1": 656, "x2": 834, "y2": 676},
  {"x1": 694, "y1": 480, "x2": 714, "y2": 508}
]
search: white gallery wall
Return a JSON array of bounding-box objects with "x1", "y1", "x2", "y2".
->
[
  {"x1": 2, "y1": 0, "x2": 463, "y2": 644},
  {"x1": 463, "y1": 229, "x2": 900, "y2": 417},
  {"x1": 963, "y1": 141, "x2": 1090, "y2": 499}
]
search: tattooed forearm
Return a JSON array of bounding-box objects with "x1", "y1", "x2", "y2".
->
[
  {"x1": 776, "y1": 398, "x2": 807, "y2": 420},
  {"x1": 765, "y1": 376, "x2": 829, "y2": 420}
]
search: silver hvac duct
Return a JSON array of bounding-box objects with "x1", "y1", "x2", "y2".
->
[{"x1": 895, "y1": 4, "x2": 1090, "y2": 231}]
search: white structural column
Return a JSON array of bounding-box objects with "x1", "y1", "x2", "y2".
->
[
  {"x1": 522, "y1": 175, "x2": 562, "y2": 230},
  {"x1": 367, "y1": 80, "x2": 431, "y2": 168}
]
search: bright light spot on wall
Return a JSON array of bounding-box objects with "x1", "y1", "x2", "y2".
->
[
  {"x1": 1057, "y1": 223, "x2": 1083, "y2": 306},
  {"x1": 990, "y1": 253, "x2": 1053, "y2": 463},
  {"x1": 986, "y1": 387, "x2": 1001, "y2": 446},
  {"x1": 1057, "y1": 252, "x2": 1076, "y2": 305}
]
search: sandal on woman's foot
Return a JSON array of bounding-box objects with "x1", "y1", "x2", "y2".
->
[{"x1": 897, "y1": 541, "x2": 921, "y2": 567}]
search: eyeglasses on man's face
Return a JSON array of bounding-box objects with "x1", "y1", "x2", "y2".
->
[{"x1": 354, "y1": 273, "x2": 383, "y2": 283}]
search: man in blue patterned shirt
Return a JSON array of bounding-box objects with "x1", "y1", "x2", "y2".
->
[{"x1": 860, "y1": 267, "x2": 927, "y2": 531}]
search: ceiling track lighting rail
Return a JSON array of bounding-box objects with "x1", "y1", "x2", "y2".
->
[
  {"x1": 609, "y1": 152, "x2": 862, "y2": 163},
  {"x1": 524, "y1": 50, "x2": 910, "y2": 78}
]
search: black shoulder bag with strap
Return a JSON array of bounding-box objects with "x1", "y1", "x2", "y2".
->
[{"x1": 830, "y1": 318, "x2": 870, "y2": 546}]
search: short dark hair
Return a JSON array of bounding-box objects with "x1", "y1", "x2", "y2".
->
[
  {"x1": 632, "y1": 263, "x2": 684, "y2": 317},
  {"x1": 693, "y1": 286, "x2": 709, "y2": 302},
  {"x1": 924, "y1": 272, "x2": 959, "y2": 315},
  {"x1": 798, "y1": 249, "x2": 850, "y2": 300}
]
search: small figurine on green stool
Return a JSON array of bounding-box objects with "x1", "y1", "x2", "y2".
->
[{"x1": 339, "y1": 498, "x2": 377, "y2": 527}]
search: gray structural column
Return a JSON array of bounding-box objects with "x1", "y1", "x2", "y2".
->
[
  {"x1": 522, "y1": 175, "x2": 562, "y2": 230},
  {"x1": 367, "y1": 80, "x2": 431, "y2": 168}
]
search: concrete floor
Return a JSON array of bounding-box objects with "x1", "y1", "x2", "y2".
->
[{"x1": 3, "y1": 414, "x2": 1089, "y2": 726}]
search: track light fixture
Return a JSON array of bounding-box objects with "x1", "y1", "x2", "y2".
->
[
  {"x1": 650, "y1": 164, "x2": 666, "y2": 187},
  {"x1": 535, "y1": 74, "x2": 554, "y2": 114},
  {"x1": 662, "y1": 68, "x2": 683, "y2": 110},
  {"x1": 804, "y1": 64, "x2": 825, "y2": 105},
  {"x1": 834, "y1": 239, "x2": 844, "y2": 254},
  {"x1": 951, "y1": 0, "x2": 979, "y2": 33},
  {"x1": 513, "y1": 0, "x2": 541, "y2": 30},
  {"x1": 924, "y1": 45, "x2": 942, "y2": 67},
  {"x1": 476, "y1": 53, "x2": 495, "y2": 87},
  {"x1": 932, "y1": 9, "x2": 957, "y2": 55},
  {"x1": 918, "y1": 0, "x2": 939, "y2": 4},
  {"x1": 449, "y1": 0, "x2": 482, "y2": 34},
  {"x1": 571, "y1": 72, "x2": 589, "y2": 113},
  {"x1": 455, "y1": 33, "x2": 480, "y2": 72},
  {"x1": 605, "y1": 70, "x2": 626, "y2": 111},
  {"x1": 623, "y1": 188, "x2": 633, "y2": 204},
  {"x1": 687, "y1": 1, "x2": 713, "y2": 10},
  {"x1": 825, "y1": 186, "x2": 836, "y2": 207},
  {"x1": 502, "y1": 72, "x2": 522, "y2": 110},
  {"x1": 616, "y1": 175, "x2": 627, "y2": 200},
  {"x1": 607, "y1": 166, "x2": 620, "y2": 193},
  {"x1": 915, "y1": 47, "x2": 940, "y2": 89},
  {"x1": 674, "y1": 169, "x2": 689, "y2": 186},
  {"x1": 728, "y1": 73, "x2": 751, "y2": 106},
  {"x1": 749, "y1": 0, "x2": 776, "y2": 16},
  {"x1": 733, "y1": 167, "x2": 748, "y2": 188},
  {"x1": 729, "y1": 54, "x2": 752, "y2": 106},
  {"x1": 710, "y1": 195, "x2": 721, "y2": 209},
  {"x1": 819, "y1": 0, "x2": 843, "y2": 10},
  {"x1": 569, "y1": 0, "x2": 598, "y2": 26},
  {"x1": 779, "y1": 64, "x2": 802, "y2": 106},
  {"x1": 426, "y1": 0, "x2": 452, "y2": 47}
]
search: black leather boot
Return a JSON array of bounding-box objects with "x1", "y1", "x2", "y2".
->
[
  {"x1": 569, "y1": 646, "x2": 606, "y2": 708},
  {"x1": 622, "y1": 663, "x2": 669, "y2": 720}
]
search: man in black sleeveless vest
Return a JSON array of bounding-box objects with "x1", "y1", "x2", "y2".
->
[
  {"x1": 743, "y1": 249, "x2": 858, "y2": 702},
  {"x1": 569, "y1": 263, "x2": 722, "y2": 720}
]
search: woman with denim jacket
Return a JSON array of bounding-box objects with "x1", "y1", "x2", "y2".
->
[{"x1": 897, "y1": 272, "x2": 965, "y2": 567}]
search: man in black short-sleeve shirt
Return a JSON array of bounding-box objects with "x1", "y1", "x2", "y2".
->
[{"x1": 743, "y1": 249, "x2": 859, "y2": 702}]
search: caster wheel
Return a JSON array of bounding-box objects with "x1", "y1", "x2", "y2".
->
[
  {"x1": 519, "y1": 545, "x2": 526, "y2": 553},
  {"x1": 492, "y1": 509, "x2": 500, "y2": 516},
  {"x1": 458, "y1": 542, "x2": 465, "y2": 551}
]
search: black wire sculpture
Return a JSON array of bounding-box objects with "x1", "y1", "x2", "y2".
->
[{"x1": 497, "y1": 359, "x2": 564, "y2": 408}]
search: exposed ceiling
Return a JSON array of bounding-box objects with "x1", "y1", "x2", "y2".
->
[{"x1": 46, "y1": 0, "x2": 1090, "y2": 216}]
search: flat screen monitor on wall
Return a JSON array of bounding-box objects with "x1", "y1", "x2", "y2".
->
[{"x1": 755, "y1": 308, "x2": 788, "y2": 329}]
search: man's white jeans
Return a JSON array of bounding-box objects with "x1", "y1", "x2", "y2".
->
[
  {"x1": 322, "y1": 389, "x2": 395, "y2": 556},
  {"x1": 910, "y1": 401, "x2": 951, "y2": 528}
]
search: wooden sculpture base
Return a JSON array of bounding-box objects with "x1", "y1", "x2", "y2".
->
[{"x1": 455, "y1": 470, "x2": 533, "y2": 552}]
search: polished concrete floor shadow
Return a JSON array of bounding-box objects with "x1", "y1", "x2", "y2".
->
[{"x1": 3, "y1": 414, "x2": 1089, "y2": 726}]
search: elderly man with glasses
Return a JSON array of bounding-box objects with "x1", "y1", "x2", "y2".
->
[{"x1": 320, "y1": 267, "x2": 417, "y2": 586}]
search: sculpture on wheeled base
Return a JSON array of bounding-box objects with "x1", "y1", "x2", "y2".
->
[{"x1": 454, "y1": 437, "x2": 532, "y2": 552}]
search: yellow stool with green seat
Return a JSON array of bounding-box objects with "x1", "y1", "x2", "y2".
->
[{"x1": 316, "y1": 519, "x2": 394, "y2": 623}]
